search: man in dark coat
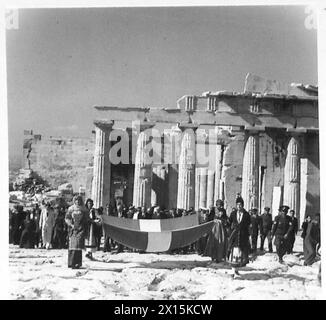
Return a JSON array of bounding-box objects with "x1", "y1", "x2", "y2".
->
[
  {"x1": 33, "y1": 204, "x2": 42, "y2": 248},
  {"x1": 52, "y1": 205, "x2": 67, "y2": 249},
  {"x1": 304, "y1": 214, "x2": 320, "y2": 266},
  {"x1": 12, "y1": 205, "x2": 26, "y2": 245},
  {"x1": 19, "y1": 211, "x2": 37, "y2": 249},
  {"x1": 249, "y1": 208, "x2": 260, "y2": 254},
  {"x1": 196, "y1": 208, "x2": 210, "y2": 255},
  {"x1": 271, "y1": 205, "x2": 293, "y2": 263},
  {"x1": 286, "y1": 209, "x2": 298, "y2": 254},
  {"x1": 259, "y1": 207, "x2": 273, "y2": 252},
  {"x1": 227, "y1": 196, "x2": 251, "y2": 278}
]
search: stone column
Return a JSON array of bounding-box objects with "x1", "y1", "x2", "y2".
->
[
  {"x1": 177, "y1": 124, "x2": 197, "y2": 210},
  {"x1": 151, "y1": 165, "x2": 168, "y2": 207},
  {"x1": 284, "y1": 135, "x2": 300, "y2": 217},
  {"x1": 206, "y1": 170, "x2": 215, "y2": 208},
  {"x1": 133, "y1": 123, "x2": 154, "y2": 208},
  {"x1": 91, "y1": 121, "x2": 114, "y2": 208},
  {"x1": 199, "y1": 167, "x2": 207, "y2": 208},
  {"x1": 241, "y1": 133, "x2": 259, "y2": 210},
  {"x1": 167, "y1": 126, "x2": 181, "y2": 209},
  {"x1": 195, "y1": 168, "x2": 201, "y2": 211},
  {"x1": 214, "y1": 144, "x2": 223, "y2": 204}
]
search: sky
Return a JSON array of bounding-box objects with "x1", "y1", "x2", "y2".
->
[{"x1": 6, "y1": 5, "x2": 318, "y2": 168}]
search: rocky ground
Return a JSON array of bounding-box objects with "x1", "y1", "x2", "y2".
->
[{"x1": 9, "y1": 236, "x2": 322, "y2": 300}]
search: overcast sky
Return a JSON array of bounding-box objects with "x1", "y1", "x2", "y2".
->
[{"x1": 6, "y1": 6, "x2": 317, "y2": 167}]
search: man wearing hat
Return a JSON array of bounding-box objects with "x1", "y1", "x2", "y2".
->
[
  {"x1": 271, "y1": 205, "x2": 293, "y2": 263},
  {"x1": 215, "y1": 200, "x2": 226, "y2": 219},
  {"x1": 259, "y1": 207, "x2": 273, "y2": 252}
]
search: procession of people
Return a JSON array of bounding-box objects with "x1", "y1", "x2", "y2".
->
[{"x1": 9, "y1": 193, "x2": 321, "y2": 275}]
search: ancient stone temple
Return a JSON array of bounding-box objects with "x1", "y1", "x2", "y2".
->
[{"x1": 91, "y1": 74, "x2": 319, "y2": 225}]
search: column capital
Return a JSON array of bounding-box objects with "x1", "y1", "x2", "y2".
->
[
  {"x1": 286, "y1": 128, "x2": 307, "y2": 135},
  {"x1": 94, "y1": 120, "x2": 114, "y2": 131},
  {"x1": 132, "y1": 121, "x2": 156, "y2": 133},
  {"x1": 178, "y1": 122, "x2": 199, "y2": 132},
  {"x1": 244, "y1": 125, "x2": 265, "y2": 133}
]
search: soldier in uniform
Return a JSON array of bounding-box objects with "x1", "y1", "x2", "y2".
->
[
  {"x1": 286, "y1": 209, "x2": 298, "y2": 254},
  {"x1": 271, "y1": 205, "x2": 293, "y2": 263},
  {"x1": 259, "y1": 207, "x2": 273, "y2": 252},
  {"x1": 249, "y1": 208, "x2": 260, "y2": 254}
]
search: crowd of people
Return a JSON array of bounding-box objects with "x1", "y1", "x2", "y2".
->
[
  {"x1": 196, "y1": 196, "x2": 321, "y2": 278},
  {"x1": 9, "y1": 193, "x2": 321, "y2": 277}
]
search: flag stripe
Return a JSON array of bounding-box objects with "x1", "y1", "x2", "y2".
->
[
  {"x1": 146, "y1": 232, "x2": 172, "y2": 252},
  {"x1": 160, "y1": 214, "x2": 199, "y2": 231},
  {"x1": 102, "y1": 223, "x2": 148, "y2": 251},
  {"x1": 169, "y1": 221, "x2": 215, "y2": 251},
  {"x1": 102, "y1": 215, "x2": 141, "y2": 230},
  {"x1": 139, "y1": 219, "x2": 161, "y2": 232}
]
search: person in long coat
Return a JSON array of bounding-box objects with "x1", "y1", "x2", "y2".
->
[
  {"x1": 286, "y1": 209, "x2": 298, "y2": 254},
  {"x1": 33, "y1": 204, "x2": 42, "y2": 248},
  {"x1": 85, "y1": 199, "x2": 102, "y2": 260},
  {"x1": 227, "y1": 196, "x2": 251, "y2": 278},
  {"x1": 304, "y1": 214, "x2": 320, "y2": 266},
  {"x1": 39, "y1": 202, "x2": 56, "y2": 249},
  {"x1": 203, "y1": 207, "x2": 228, "y2": 262},
  {"x1": 19, "y1": 211, "x2": 37, "y2": 249},
  {"x1": 249, "y1": 208, "x2": 260, "y2": 254},
  {"x1": 196, "y1": 208, "x2": 210, "y2": 255},
  {"x1": 11, "y1": 205, "x2": 26, "y2": 245},
  {"x1": 65, "y1": 195, "x2": 89, "y2": 269},
  {"x1": 52, "y1": 205, "x2": 67, "y2": 249}
]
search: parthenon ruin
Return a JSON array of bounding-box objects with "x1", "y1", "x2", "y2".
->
[{"x1": 90, "y1": 74, "x2": 319, "y2": 226}]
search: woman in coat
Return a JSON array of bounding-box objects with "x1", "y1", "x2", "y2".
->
[
  {"x1": 227, "y1": 196, "x2": 251, "y2": 278},
  {"x1": 65, "y1": 195, "x2": 89, "y2": 269},
  {"x1": 85, "y1": 199, "x2": 102, "y2": 260},
  {"x1": 19, "y1": 211, "x2": 37, "y2": 249},
  {"x1": 203, "y1": 208, "x2": 228, "y2": 262},
  {"x1": 304, "y1": 214, "x2": 320, "y2": 266},
  {"x1": 52, "y1": 205, "x2": 67, "y2": 249}
]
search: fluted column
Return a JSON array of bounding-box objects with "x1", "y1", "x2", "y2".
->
[
  {"x1": 214, "y1": 144, "x2": 223, "y2": 203},
  {"x1": 195, "y1": 168, "x2": 201, "y2": 211},
  {"x1": 91, "y1": 121, "x2": 114, "y2": 208},
  {"x1": 199, "y1": 167, "x2": 207, "y2": 208},
  {"x1": 284, "y1": 136, "x2": 300, "y2": 216},
  {"x1": 167, "y1": 126, "x2": 181, "y2": 209},
  {"x1": 241, "y1": 133, "x2": 259, "y2": 210},
  {"x1": 177, "y1": 125, "x2": 197, "y2": 210},
  {"x1": 151, "y1": 165, "x2": 168, "y2": 207},
  {"x1": 206, "y1": 170, "x2": 215, "y2": 208},
  {"x1": 133, "y1": 124, "x2": 154, "y2": 208}
]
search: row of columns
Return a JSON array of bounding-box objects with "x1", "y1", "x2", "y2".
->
[
  {"x1": 91, "y1": 122, "x2": 301, "y2": 216},
  {"x1": 241, "y1": 131, "x2": 300, "y2": 214}
]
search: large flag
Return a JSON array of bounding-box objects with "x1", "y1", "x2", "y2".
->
[{"x1": 101, "y1": 214, "x2": 215, "y2": 252}]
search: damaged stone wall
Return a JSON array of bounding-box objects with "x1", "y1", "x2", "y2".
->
[{"x1": 23, "y1": 131, "x2": 95, "y2": 192}]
